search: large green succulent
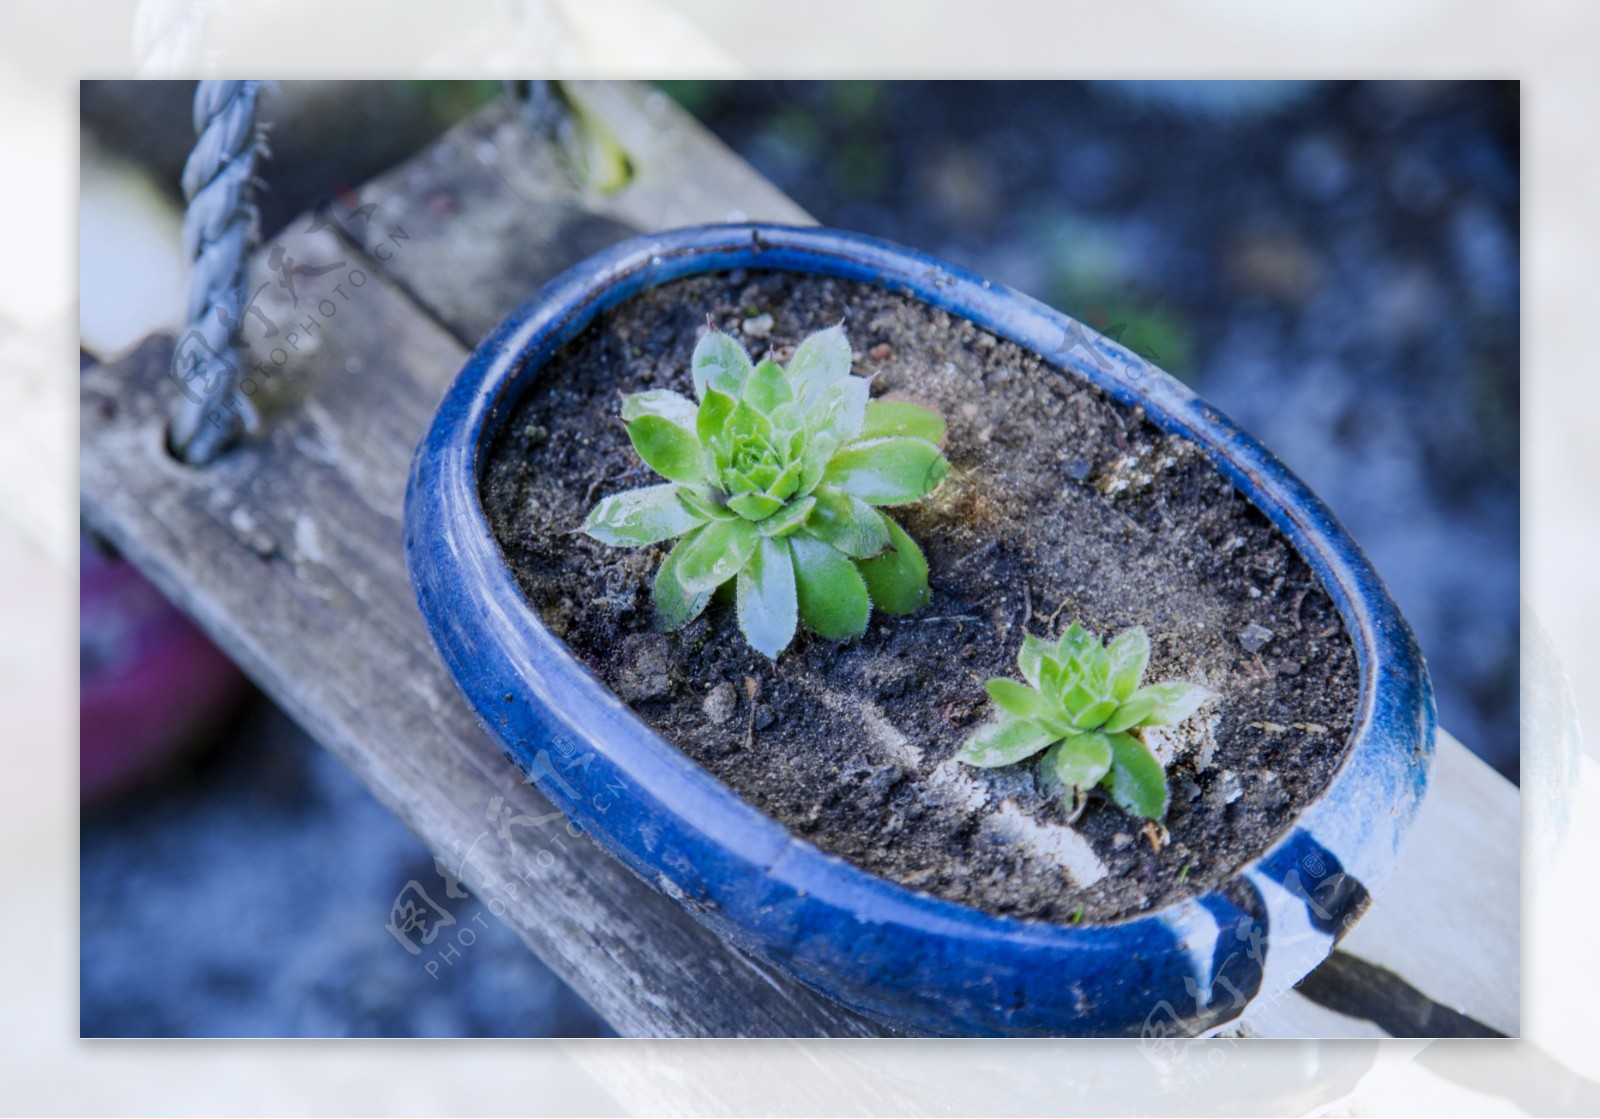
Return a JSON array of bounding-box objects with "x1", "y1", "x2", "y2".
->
[
  {"x1": 583, "y1": 323, "x2": 949, "y2": 658},
  {"x1": 956, "y1": 624, "x2": 1215, "y2": 820}
]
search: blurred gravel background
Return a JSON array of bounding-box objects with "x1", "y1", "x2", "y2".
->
[{"x1": 79, "y1": 79, "x2": 1518, "y2": 1038}]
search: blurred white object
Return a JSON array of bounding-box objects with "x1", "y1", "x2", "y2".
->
[{"x1": 78, "y1": 133, "x2": 186, "y2": 361}]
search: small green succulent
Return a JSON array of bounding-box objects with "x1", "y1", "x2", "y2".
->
[
  {"x1": 956, "y1": 624, "x2": 1215, "y2": 820},
  {"x1": 583, "y1": 322, "x2": 949, "y2": 658}
]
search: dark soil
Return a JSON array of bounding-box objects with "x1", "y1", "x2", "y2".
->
[{"x1": 480, "y1": 271, "x2": 1359, "y2": 925}]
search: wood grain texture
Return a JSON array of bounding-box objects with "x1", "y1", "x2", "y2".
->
[
  {"x1": 79, "y1": 158, "x2": 881, "y2": 1038},
  {"x1": 80, "y1": 84, "x2": 1518, "y2": 1039}
]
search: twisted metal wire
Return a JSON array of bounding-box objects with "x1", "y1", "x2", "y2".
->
[{"x1": 169, "y1": 79, "x2": 266, "y2": 465}]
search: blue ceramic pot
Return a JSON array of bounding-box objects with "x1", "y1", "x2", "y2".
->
[{"x1": 405, "y1": 224, "x2": 1435, "y2": 1037}]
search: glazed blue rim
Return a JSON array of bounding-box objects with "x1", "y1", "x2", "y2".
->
[{"x1": 405, "y1": 223, "x2": 1436, "y2": 1036}]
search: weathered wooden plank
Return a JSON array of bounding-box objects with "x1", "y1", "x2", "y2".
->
[
  {"x1": 1320, "y1": 729, "x2": 1519, "y2": 1033},
  {"x1": 79, "y1": 217, "x2": 887, "y2": 1039},
  {"x1": 81, "y1": 84, "x2": 1519, "y2": 1039},
  {"x1": 330, "y1": 87, "x2": 809, "y2": 348}
]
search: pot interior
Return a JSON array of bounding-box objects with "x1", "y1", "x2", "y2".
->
[{"x1": 477, "y1": 268, "x2": 1359, "y2": 927}]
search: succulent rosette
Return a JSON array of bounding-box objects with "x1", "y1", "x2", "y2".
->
[
  {"x1": 957, "y1": 623, "x2": 1215, "y2": 820},
  {"x1": 584, "y1": 323, "x2": 949, "y2": 658}
]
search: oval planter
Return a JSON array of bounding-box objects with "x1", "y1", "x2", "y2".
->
[{"x1": 405, "y1": 223, "x2": 1435, "y2": 1037}]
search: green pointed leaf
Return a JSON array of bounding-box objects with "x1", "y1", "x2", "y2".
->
[
  {"x1": 1104, "y1": 731, "x2": 1169, "y2": 819},
  {"x1": 1107, "y1": 681, "x2": 1215, "y2": 730},
  {"x1": 628, "y1": 415, "x2": 706, "y2": 484},
  {"x1": 759, "y1": 495, "x2": 815, "y2": 538},
  {"x1": 1047, "y1": 732, "x2": 1114, "y2": 791},
  {"x1": 859, "y1": 399, "x2": 946, "y2": 445},
  {"x1": 1057, "y1": 622, "x2": 1100, "y2": 665},
  {"x1": 696, "y1": 388, "x2": 736, "y2": 445},
  {"x1": 742, "y1": 357, "x2": 793, "y2": 414},
  {"x1": 768, "y1": 460, "x2": 803, "y2": 502},
  {"x1": 1105, "y1": 626, "x2": 1151, "y2": 702},
  {"x1": 807, "y1": 376, "x2": 869, "y2": 444},
  {"x1": 1038, "y1": 656, "x2": 1065, "y2": 703},
  {"x1": 583, "y1": 484, "x2": 703, "y2": 547},
  {"x1": 856, "y1": 512, "x2": 930, "y2": 615},
  {"x1": 823, "y1": 437, "x2": 949, "y2": 506},
  {"x1": 806, "y1": 487, "x2": 891, "y2": 558},
  {"x1": 676, "y1": 485, "x2": 735, "y2": 521},
  {"x1": 652, "y1": 529, "x2": 714, "y2": 630},
  {"x1": 790, "y1": 533, "x2": 871, "y2": 640},
  {"x1": 786, "y1": 325, "x2": 852, "y2": 404},
  {"x1": 1018, "y1": 634, "x2": 1055, "y2": 689},
  {"x1": 986, "y1": 678, "x2": 1049, "y2": 720},
  {"x1": 728, "y1": 491, "x2": 783, "y2": 521},
  {"x1": 797, "y1": 432, "x2": 840, "y2": 496},
  {"x1": 674, "y1": 517, "x2": 758, "y2": 593},
  {"x1": 1102, "y1": 693, "x2": 1156, "y2": 733},
  {"x1": 692, "y1": 330, "x2": 752, "y2": 399},
  {"x1": 956, "y1": 717, "x2": 1060, "y2": 768},
  {"x1": 736, "y1": 536, "x2": 798, "y2": 659},
  {"x1": 621, "y1": 389, "x2": 698, "y2": 429},
  {"x1": 725, "y1": 398, "x2": 773, "y2": 444},
  {"x1": 1070, "y1": 696, "x2": 1120, "y2": 732}
]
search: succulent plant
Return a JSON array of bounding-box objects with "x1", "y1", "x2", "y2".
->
[
  {"x1": 956, "y1": 624, "x2": 1215, "y2": 820},
  {"x1": 583, "y1": 322, "x2": 949, "y2": 658}
]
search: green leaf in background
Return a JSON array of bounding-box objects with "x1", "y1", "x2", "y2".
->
[
  {"x1": 692, "y1": 329, "x2": 752, "y2": 399},
  {"x1": 956, "y1": 717, "x2": 1058, "y2": 768},
  {"x1": 629, "y1": 414, "x2": 706, "y2": 484},
  {"x1": 1048, "y1": 732, "x2": 1114, "y2": 791},
  {"x1": 855, "y1": 513, "x2": 930, "y2": 615},
  {"x1": 1105, "y1": 625, "x2": 1151, "y2": 702},
  {"x1": 583, "y1": 484, "x2": 702, "y2": 547},
  {"x1": 824, "y1": 437, "x2": 949, "y2": 505},
  {"x1": 736, "y1": 536, "x2": 799, "y2": 659},
  {"x1": 786, "y1": 324, "x2": 852, "y2": 403},
  {"x1": 674, "y1": 517, "x2": 758, "y2": 593},
  {"x1": 742, "y1": 357, "x2": 793, "y2": 413},
  {"x1": 986, "y1": 678, "x2": 1051, "y2": 722},
  {"x1": 805, "y1": 487, "x2": 891, "y2": 558},
  {"x1": 859, "y1": 399, "x2": 946, "y2": 444},
  {"x1": 1104, "y1": 731, "x2": 1169, "y2": 820},
  {"x1": 791, "y1": 533, "x2": 871, "y2": 640},
  {"x1": 621, "y1": 389, "x2": 699, "y2": 430},
  {"x1": 652, "y1": 530, "x2": 714, "y2": 630}
]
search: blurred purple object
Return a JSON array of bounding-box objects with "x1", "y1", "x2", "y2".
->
[{"x1": 80, "y1": 536, "x2": 250, "y2": 801}]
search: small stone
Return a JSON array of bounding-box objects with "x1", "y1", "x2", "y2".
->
[
  {"x1": 753, "y1": 706, "x2": 777, "y2": 730},
  {"x1": 869, "y1": 342, "x2": 893, "y2": 361},
  {"x1": 1111, "y1": 832, "x2": 1133, "y2": 850},
  {"x1": 1239, "y1": 622, "x2": 1274, "y2": 654},
  {"x1": 741, "y1": 313, "x2": 774, "y2": 338},
  {"x1": 1064, "y1": 458, "x2": 1092, "y2": 482},
  {"x1": 863, "y1": 764, "x2": 905, "y2": 804},
  {"x1": 702, "y1": 681, "x2": 738, "y2": 725},
  {"x1": 615, "y1": 633, "x2": 674, "y2": 701},
  {"x1": 1220, "y1": 770, "x2": 1244, "y2": 804}
]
